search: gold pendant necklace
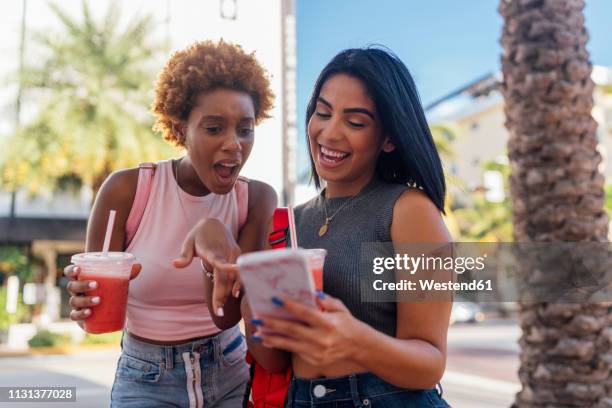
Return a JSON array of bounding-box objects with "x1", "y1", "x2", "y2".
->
[
  {"x1": 318, "y1": 218, "x2": 330, "y2": 237},
  {"x1": 319, "y1": 184, "x2": 381, "y2": 237},
  {"x1": 319, "y1": 199, "x2": 352, "y2": 237}
]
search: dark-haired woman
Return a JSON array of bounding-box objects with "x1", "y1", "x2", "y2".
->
[{"x1": 245, "y1": 47, "x2": 452, "y2": 407}]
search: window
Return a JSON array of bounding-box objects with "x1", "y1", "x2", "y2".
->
[{"x1": 220, "y1": 0, "x2": 237, "y2": 20}]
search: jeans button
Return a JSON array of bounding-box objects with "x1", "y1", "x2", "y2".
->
[
  {"x1": 313, "y1": 384, "x2": 326, "y2": 398},
  {"x1": 363, "y1": 398, "x2": 370, "y2": 405}
]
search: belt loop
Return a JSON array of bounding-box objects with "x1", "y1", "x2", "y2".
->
[
  {"x1": 284, "y1": 377, "x2": 295, "y2": 407},
  {"x1": 436, "y1": 381, "x2": 444, "y2": 397},
  {"x1": 349, "y1": 374, "x2": 363, "y2": 407},
  {"x1": 165, "y1": 346, "x2": 174, "y2": 370},
  {"x1": 213, "y1": 336, "x2": 222, "y2": 365}
]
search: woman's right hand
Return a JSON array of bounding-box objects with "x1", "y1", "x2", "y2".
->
[
  {"x1": 173, "y1": 218, "x2": 242, "y2": 316},
  {"x1": 64, "y1": 263, "x2": 141, "y2": 325}
]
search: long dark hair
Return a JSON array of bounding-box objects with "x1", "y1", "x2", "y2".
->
[{"x1": 306, "y1": 46, "x2": 446, "y2": 213}]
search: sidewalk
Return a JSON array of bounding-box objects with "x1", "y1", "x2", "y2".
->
[
  {"x1": 1, "y1": 319, "x2": 521, "y2": 407},
  {"x1": 0, "y1": 342, "x2": 120, "y2": 358}
]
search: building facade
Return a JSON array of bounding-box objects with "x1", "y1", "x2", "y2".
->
[{"x1": 428, "y1": 66, "x2": 612, "y2": 198}]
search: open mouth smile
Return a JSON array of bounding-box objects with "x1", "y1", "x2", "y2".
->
[{"x1": 318, "y1": 144, "x2": 350, "y2": 168}]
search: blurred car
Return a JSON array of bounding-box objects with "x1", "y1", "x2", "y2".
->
[{"x1": 450, "y1": 301, "x2": 485, "y2": 324}]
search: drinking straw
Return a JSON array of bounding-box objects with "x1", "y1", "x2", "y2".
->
[
  {"x1": 102, "y1": 210, "x2": 117, "y2": 255},
  {"x1": 288, "y1": 205, "x2": 298, "y2": 248}
]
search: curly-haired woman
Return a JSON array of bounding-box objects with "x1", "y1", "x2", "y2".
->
[{"x1": 63, "y1": 40, "x2": 277, "y2": 407}]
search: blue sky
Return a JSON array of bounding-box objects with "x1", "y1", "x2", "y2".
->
[{"x1": 295, "y1": 0, "x2": 612, "y2": 172}]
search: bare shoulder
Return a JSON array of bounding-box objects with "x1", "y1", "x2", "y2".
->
[
  {"x1": 391, "y1": 188, "x2": 451, "y2": 243},
  {"x1": 87, "y1": 167, "x2": 144, "y2": 251},
  {"x1": 246, "y1": 179, "x2": 278, "y2": 210},
  {"x1": 97, "y1": 167, "x2": 140, "y2": 209}
]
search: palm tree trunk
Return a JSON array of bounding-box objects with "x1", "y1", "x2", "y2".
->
[{"x1": 499, "y1": 0, "x2": 611, "y2": 406}]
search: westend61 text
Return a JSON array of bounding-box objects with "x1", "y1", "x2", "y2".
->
[{"x1": 373, "y1": 279, "x2": 493, "y2": 292}]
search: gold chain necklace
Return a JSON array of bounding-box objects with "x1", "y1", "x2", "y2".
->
[{"x1": 318, "y1": 184, "x2": 382, "y2": 237}]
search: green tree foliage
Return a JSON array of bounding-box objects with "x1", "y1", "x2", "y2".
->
[
  {"x1": 27, "y1": 329, "x2": 72, "y2": 348},
  {"x1": 0, "y1": 247, "x2": 33, "y2": 331},
  {"x1": 0, "y1": 1, "x2": 176, "y2": 197},
  {"x1": 453, "y1": 159, "x2": 513, "y2": 242},
  {"x1": 429, "y1": 123, "x2": 457, "y2": 160},
  {"x1": 0, "y1": 288, "x2": 30, "y2": 331},
  {"x1": 81, "y1": 331, "x2": 122, "y2": 345},
  {"x1": 0, "y1": 246, "x2": 31, "y2": 282}
]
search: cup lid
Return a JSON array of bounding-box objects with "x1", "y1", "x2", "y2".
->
[
  {"x1": 71, "y1": 252, "x2": 135, "y2": 264},
  {"x1": 304, "y1": 248, "x2": 327, "y2": 257}
]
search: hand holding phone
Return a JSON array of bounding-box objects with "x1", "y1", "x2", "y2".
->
[{"x1": 238, "y1": 249, "x2": 316, "y2": 320}]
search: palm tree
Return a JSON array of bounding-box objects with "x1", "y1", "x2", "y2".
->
[
  {"x1": 429, "y1": 123, "x2": 457, "y2": 161},
  {"x1": 499, "y1": 0, "x2": 610, "y2": 406},
  {"x1": 0, "y1": 1, "x2": 175, "y2": 200}
]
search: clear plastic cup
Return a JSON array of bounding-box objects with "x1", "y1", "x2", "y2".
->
[
  {"x1": 304, "y1": 249, "x2": 327, "y2": 291},
  {"x1": 71, "y1": 252, "x2": 135, "y2": 334}
]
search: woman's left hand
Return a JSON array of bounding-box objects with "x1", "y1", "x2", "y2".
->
[{"x1": 255, "y1": 293, "x2": 366, "y2": 366}]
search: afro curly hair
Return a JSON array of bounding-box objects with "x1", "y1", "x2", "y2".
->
[{"x1": 152, "y1": 39, "x2": 274, "y2": 146}]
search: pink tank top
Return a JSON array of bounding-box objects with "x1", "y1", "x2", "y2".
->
[{"x1": 124, "y1": 159, "x2": 247, "y2": 341}]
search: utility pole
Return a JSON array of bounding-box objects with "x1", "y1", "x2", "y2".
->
[
  {"x1": 280, "y1": 0, "x2": 297, "y2": 206},
  {"x1": 9, "y1": 0, "x2": 28, "y2": 221}
]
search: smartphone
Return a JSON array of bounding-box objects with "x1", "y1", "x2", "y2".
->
[{"x1": 238, "y1": 248, "x2": 316, "y2": 320}]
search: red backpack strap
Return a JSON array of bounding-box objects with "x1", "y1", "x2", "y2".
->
[
  {"x1": 269, "y1": 208, "x2": 290, "y2": 249},
  {"x1": 244, "y1": 207, "x2": 292, "y2": 408},
  {"x1": 124, "y1": 163, "x2": 156, "y2": 248}
]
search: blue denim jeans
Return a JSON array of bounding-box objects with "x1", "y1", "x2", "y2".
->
[
  {"x1": 110, "y1": 325, "x2": 249, "y2": 407},
  {"x1": 285, "y1": 372, "x2": 450, "y2": 407}
]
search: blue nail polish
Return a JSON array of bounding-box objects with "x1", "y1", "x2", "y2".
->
[
  {"x1": 271, "y1": 296, "x2": 284, "y2": 306},
  {"x1": 316, "y1": 291, "x2": 326, "y2": 300},
  {"x1": 251, "y1": 319, "x2": 264, "y2": 326},
  {"x1": 252, "y1": 335, "x2": 262, "y2": 342}
]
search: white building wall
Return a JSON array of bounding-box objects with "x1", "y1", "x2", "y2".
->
[
  {"x1": 451, "y1": 105, "x2": 508, "y2": 190},
  {"x1": 437, "y1": 70, "x2": 612, "y2": 191}
]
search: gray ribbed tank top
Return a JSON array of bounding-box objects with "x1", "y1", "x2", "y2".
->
[{"x1": 294, "y1": 177, "x2": 408, "y2": 337}]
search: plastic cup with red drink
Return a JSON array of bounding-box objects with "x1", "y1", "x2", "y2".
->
[
  {"x1": 304, "y1": 248, "x2": 326, "y2": 291},
  {"x1": 71, "y1": 251, "x2": 135, "y2": 334}
]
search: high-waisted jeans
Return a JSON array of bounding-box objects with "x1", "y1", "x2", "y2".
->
[
  {"x1": 110, "y1": 325, "x2": 249, "y2": 407},
  {"x1": 285, "y1": 372, "x2": 450, "y2": 407}
]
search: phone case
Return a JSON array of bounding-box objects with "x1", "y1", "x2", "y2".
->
[{"x1": 238, "y1": 249, "x2": 316, "y2": 320}]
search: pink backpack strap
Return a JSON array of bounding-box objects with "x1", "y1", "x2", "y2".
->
[
  {"x1": 236, "y1": 176, "x2": 249, "y2": 230},
  {"x1": 124, "y1": 163, "x2": 156, "y2": 247}
]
